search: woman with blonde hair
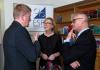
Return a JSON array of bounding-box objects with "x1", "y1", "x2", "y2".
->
[{"x1": 38, "y1": 17, "x2": 62, "y2": 70}]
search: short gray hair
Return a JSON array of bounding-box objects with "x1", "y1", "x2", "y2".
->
[{"x1": 13, "y1": 4, "x2": 31, "y2": 19}]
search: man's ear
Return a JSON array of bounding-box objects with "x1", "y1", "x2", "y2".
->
[{"x1": 21, "y1": 15, "x2": 25, "y2": 21}]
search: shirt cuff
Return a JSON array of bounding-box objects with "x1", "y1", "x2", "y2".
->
[{"x1": 64, "y1": 38, "x2": 70, "y2": 43}]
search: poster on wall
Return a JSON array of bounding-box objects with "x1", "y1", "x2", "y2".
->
[{"x1": 26, "y1": 5, "x2": 53, "y2": 32}]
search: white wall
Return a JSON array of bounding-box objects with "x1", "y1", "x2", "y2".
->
[
  {"x1": 4, "y1": 0, "x2": 13, "y2": 30},
  {"x1": 0, "y1": 0, "x2": 4, "y2": 70},
  {"x1": 0, "y1": 0, "x2": 13, "y2": 37}
]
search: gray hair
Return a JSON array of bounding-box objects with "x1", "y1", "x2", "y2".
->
[{"x1": 13, "y1": 4, "x2": 31, "y2": 19}]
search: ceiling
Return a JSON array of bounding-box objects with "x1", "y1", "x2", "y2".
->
[{"x1": 13, "y1": 0, "x2": 83, "y2": 8}]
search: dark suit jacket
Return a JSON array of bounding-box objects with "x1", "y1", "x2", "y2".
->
[
  {"x1": 62, "y1": 29, "x2": 97, "y2": 70},
  {"x1": 3, "y1": 21, "x2": 40, "y2": 70}
]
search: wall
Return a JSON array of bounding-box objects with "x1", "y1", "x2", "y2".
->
[
  {"x1": 0, "y1": 0, "x2": 4, "y2": 70},
  {"x1": 0, "y1": 0, "x2": 13, "y2": 70}
]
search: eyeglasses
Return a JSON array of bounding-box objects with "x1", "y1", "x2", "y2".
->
[
  {"x1": 43, "y1": 22, "x2": 52, "y2": 24},
  {"x1": 72, "y1": 18, "x2": 84, "y2": 23}
]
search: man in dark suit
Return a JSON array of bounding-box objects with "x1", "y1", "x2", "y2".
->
[
  {"x1": 62, "y1": 13, "x2": 97, "y2": 70},
  {"x1": 3, "y1": 4, "x2": 40, "y2": 70}
]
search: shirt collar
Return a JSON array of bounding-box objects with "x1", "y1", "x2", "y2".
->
[{"x1": 77, "y1": 28, "x2": 89, "y2": 37}]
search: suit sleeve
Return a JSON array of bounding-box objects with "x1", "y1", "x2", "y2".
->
[
  {"x1": 61, "y1": 42, "x2": 70, "y2": 58},
  {"x1": 62, "y1": 33, "x2": 95, "y2": 64},
  {"x1": 15, "y1": 29, "x2": 40, "y2": 62}
]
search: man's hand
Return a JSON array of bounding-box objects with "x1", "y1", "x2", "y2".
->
[
  {"x1": 70, "y1": 61, "x2": 80, "y2": 69},
  {"x1": 33, "y1": 32, "x2": 39, "y2": 41},
  {"x1": 66, "y1": 29, "x2": 76, "y2": 40}
]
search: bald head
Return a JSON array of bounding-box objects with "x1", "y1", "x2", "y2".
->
[
  {"x1": 71, "y1": 13, "x2": 89, "y2": 32},
  {"x1": 71, "y1": 13, "x2": 88, "y2": 22}
]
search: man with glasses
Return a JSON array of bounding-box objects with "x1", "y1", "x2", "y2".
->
[{"x1": 61, "y1": 13, "x2": 97, "y2": 70}]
